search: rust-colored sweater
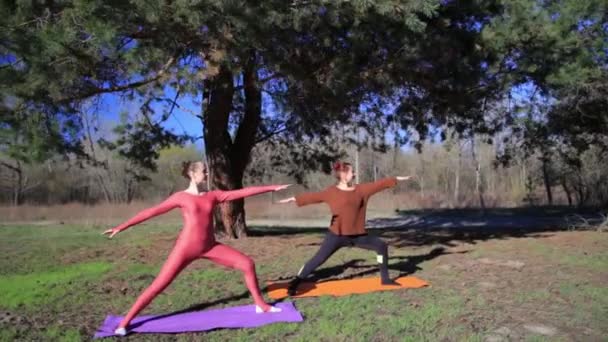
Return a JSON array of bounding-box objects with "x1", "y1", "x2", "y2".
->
[{"x1": 295, "y1": 177, "x2": 397, "y2": 235}]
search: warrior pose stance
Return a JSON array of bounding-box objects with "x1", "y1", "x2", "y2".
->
[
  {"x1": 103, "y1": 161, "x2": 289, "y2": 336},
  {"x1": 278, "y1": 161, "x2": 413, "y2": 296}
]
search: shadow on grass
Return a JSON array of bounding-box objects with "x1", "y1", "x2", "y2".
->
[
  {"x1": 127, "y1": 247, "x2": 456, "y2": 329},
  {"x1": 250, "y1": 206, "x2": 604, "y2": 249},
  {"x1": 270, "y1": 247, "x2": 461, "y2": 283},
  {"x1": 128, "y1": 206, "x2": 602, "y2": 327},
  {"x1": 248, "y1": 226, "x2": 328, "y2": 237},
  {"x1": 393, "y1": 205, "x2": 600, "y2": 218}
]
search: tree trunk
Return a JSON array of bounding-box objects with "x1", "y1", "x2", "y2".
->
[
  {"x1": 444, "y1": 166, "x2": 450, "y2": 200},
  {"x1": 471, "y1": 136, "x2": 485, "y2": 210},
  {"x1": 228, "y1": 53, "x2": 263, "y2": 238},
  {"x1": 202, "y1": 54, "x2": 262, "y2": 238},
  {"x1": 355, "y1": 146, "x2": 360, "y2": 184},
  {"x1": 561, "y1": 177, "x2": 572, "y2": 206},
  {"x1": 96, "y1": 173, "x2": 112, "y2": 203},
  {"x1": 13, "y1": 169, "x2": 23, "y2": 206},
  {"x1": 520, "y1": 157, "x2": 527, "y2": 192},
  {"x1": 373, "y1": 164, "x2": 378, "y2": 182},
  {"x1": 454, "y1": 145, "x2": 461, "y2": 206},
  {"x1": 1, "y1": 160, "x2": 22, "y2": 205},
  {"x1": 126, "y1": 177, "x2": 136, "y2": 204},
  {"x1": 574, "y1": 168, "x2": 586, "y2": 208},
  {"x1": 12, "y1": 161, "x2": 24, "y2": 206},
  {"x1": 213, "y1": 182, "x2": 246, "y2": 238},
  {"x1": 541, "y1": 155, "x2": 553, "y2": 205},
  {"x1": 392, "y1": 142, "x2": 399, "y2": 195},
  {"x1": 354, "y1": 126, "x2": 360, "y2": 185},
  {"x1": 82, "y1": 111, "x2": 112, "y2": 203},
  {"x1": 203, "y1": 65, "x2": 240, "y2": 238},
  {"x1": 419, "y1": 152, "x2": 425, "y2": 198}
]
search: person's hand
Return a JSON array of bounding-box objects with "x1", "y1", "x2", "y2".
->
[
  {"x1": 277, "y1": 197, "x2": 296, "y2": 204},
  {"x1": 102, "y1": 228, "x2": 120, "y2": 239},
  {"x1": 274, "y1": 184, "x2": 292, "y2": 191},
  {"x1": 396, "y1": 176, "x2": 414, "y2": 181}
]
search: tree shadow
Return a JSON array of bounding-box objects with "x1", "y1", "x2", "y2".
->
[
  {"x1": 379, "y1": 226, "x2": 557, "y2": 249},
  {"x1": 267, "y1": 247, "x2": 461, "y2": 285},
  {"x1": 250, "y1": 206, "x2": 604, "y2": 249},
  {"x1": 248, "y1": 225, "x2": 328, "y2": 237},
  {"x1": 126, "y1": 247, "x2": 459, "y2": 328},
  {"x1": 393, "y1": 206, "x2": 600, "y2": 218},
  {"x1": 389, "y1": 247, "x2": 464, "y2": 278},
  {"x1": 372, "y1": 206, "x2": 603, "y2": 233},
  {"x1": 126, "y1": 206, "x2": 603, "y2": 328}
]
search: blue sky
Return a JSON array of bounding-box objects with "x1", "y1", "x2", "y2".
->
[
  {"x1": 95, "y1": 90, "x2": 418, "y2": 152},
  {"x1": 92, "y1": 82, "x2": 537, "y2": 153},
  {"x1": 94, "y1": 91, "x2": 205, "y2": 149}
]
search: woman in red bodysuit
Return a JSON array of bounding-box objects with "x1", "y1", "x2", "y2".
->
[{"x1": 103, "y1": 161, "x2": 289, "y2": 336}]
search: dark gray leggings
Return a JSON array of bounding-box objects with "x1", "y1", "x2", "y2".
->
[{"x1": 296, "y1": 231, "x2": 390, "y2": 282}]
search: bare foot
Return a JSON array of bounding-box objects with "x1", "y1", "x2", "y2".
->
[
  {"x1": 114, "y1": 327, "x2": 127, "y2": 336},
  {"x1": 381, "y1": 279, "x2": 401, "y2": 286},
  {"x1": 255, "y1": 304, "x2": 282, "y2": 313}
]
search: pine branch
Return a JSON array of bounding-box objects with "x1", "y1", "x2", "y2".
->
[
  {"x1": 159, "y1": 97, "x2": 201, "y2": 117},
  {"x1": 0, "y1": 58, "x2": 23, "y2": 70},
  {"x1": 0, "y1": 161, "x2": 20, "y2": 173},
  {"x1": 233, "y1": 73, "x2": 282, "y2": 91},
  {"x1": 255, "y1": 122, "x2": 300, "y2": 144},
  {"x1": 58, "y1": 56, "x2": 177, "y2": 103}
]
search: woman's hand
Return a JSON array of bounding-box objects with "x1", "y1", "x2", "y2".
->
[
  {"x1": 396, "y1": 176, "x2": 414, "y2": 181},
  {"x1": 277, "y1": 197, "x2": 296, "y2": 204},
  {"x1": 274, "y1": 184, "x2": 292, "y2": 191},
  {"x1": 102, "y1": 228, "x2": 120, "y2": 239}
]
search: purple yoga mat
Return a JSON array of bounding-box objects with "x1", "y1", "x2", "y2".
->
[{"x1": 94, "y1": 302, "x2": 303, "y2": 338}]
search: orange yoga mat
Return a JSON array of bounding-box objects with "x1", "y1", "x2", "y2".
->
[{"x1": 267, "y1": 276, "x2": 429, "y2": 299}]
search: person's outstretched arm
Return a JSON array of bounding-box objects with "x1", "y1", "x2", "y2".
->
[
  {"x1": 277, "y1": 189, "x2": 326, "y2": 207},
  {"x1": 213, "y1": 184, "x2": 290, "y2": 203},
  {"x1": 103, "y1": 193, "x2": 182, "y2": 238},
  {"x1": 358, "y1": 176, "x2": 414, "y2": 198}
]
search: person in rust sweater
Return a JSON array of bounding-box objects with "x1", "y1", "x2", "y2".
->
[{"x1": 277, "y1": 161, "x2": 414, "y2": 296}]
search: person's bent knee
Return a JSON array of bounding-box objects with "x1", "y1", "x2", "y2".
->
[{"x1": 237, "y1": 257, "x2": 255, "y2": 273}]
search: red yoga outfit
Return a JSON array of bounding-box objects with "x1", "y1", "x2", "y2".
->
[{"x1": 112, "y1": 185, "x2": 280, "y2": 328}]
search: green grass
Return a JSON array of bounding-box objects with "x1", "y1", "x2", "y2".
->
[
  {"x1": 557, "y1": 282, "x2": 608, "y2": 331},
  {"x1": 470, "y1": 235, "x2": 608, "y2": 273},
  {"x1": 43, "y1": 326, "x2": 84, "y2": 342},
  {"x1": 525, "y1": 241, "x2": 608, "y2": 272},
  {"x1": 0, "y1": 326, "x2": 19, "y2": 341},
  {"x1": 514, "y1": 289, "x2": 552, "y2": 305},
  {"x1": 0, "y1": 262, "x2": 111, "y2": 309},
  {"x1": 0, "y1": 223, "x2": 607, "y2": 341},
  {"x1": 0, "y1": 223, "x2": 172, "y2": 275},
  {"x1": 525, "y1": 336, "x2": 552, "y2": 342}
]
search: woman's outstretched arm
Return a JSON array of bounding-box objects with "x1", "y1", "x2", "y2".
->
[
  {"x1": 103, "y1": 193, "x2": 182, "y2": 238},
  {"x1": 213, "y1": 184, "x2": 290, "y2": 203},
  {"x1": 284, "y1": 190, "x2": 327, "y2": 207},
  {"x1": 359, "y1": 176, "x2": 414, "y2": 198}
]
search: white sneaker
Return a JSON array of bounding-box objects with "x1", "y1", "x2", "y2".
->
[
  {"x1": 255, "y1": 305, "x2": 282, "y2": 314},
  {"x1": 114, "y1": 327, "x2": 127, "y2": 336}
]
